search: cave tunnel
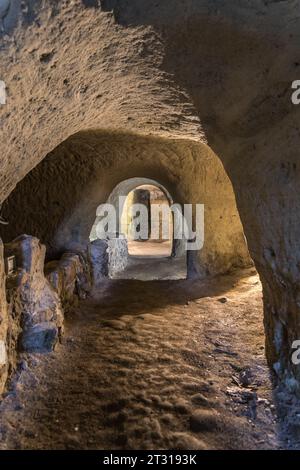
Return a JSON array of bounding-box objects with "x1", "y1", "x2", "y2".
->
[
  {"x1": 1, "y1": 130, "x2": 250, "y2": 282},
  {"x1": 0, "y1": 0, "x2": 300, "y2": 453},
  {"x1": 0, "y1": 129, "x2": 263, "y2": 450},
  {"x1": 90, "y1": 177, "x2": 187, "y2": 280}
]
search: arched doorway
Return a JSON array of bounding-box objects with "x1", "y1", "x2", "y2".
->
[
  {"x1": 90, "y1": 177, "x2": 187, "y2": 280},
  {"x1": 121, "y1": 184, "x2": 173, "y2": 257}
]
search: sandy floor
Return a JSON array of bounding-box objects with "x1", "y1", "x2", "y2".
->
[
  {"x1": 113, "y1": 254, "x2": 187, "y2": 281},
  {"x1": 128, "y1": 240, "x2": 172, "y2": 257},
  {"x1": 120, "y1": 240, "x2": 187, "y2": 281},
  {"x1": 0, "y1": 268, "x2": 297, "y2": 450}
]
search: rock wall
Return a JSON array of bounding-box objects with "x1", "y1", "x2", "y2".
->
[
  {"x1": 0, "y1": 0, "x2": 300, "y2": 385},
  {"x1": 88, "y1": 239, "x2": 109, "y2": 284},
  {"x1": 4, "y1": 235, "x2": 64, "y2": 353},
  {"x1": 107, "y1": 237, "x2": 128, "y2": 278},
  {"x1": 45, "y1": 251, "x2": 91, "y2": 310}
]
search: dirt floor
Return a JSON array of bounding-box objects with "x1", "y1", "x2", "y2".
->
[
  {"x1": 128, "y1": 240, "x2": 172, "y2": 257},
  {"x1": 113, "y1": 254, "x2": 187, "y2": 281},
  {"x1": 0, "y1": 267, "x2": 298, "y2": 450},
  {"x1": 120, "y1": 240, "x2": 187, "y2": 280}
]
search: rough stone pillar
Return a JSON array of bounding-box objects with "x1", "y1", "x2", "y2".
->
[
  {"x1": 5, "y1": 235, "x2": 64, "y2": 353},
  {"x1": 88, "y1": 239, "x2": 109, "y2": 285},
  {"x1": 222, "y1": 130, "x2": 300, "y2": 391}
]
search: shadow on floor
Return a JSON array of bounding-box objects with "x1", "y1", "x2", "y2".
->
[{"x1": 91, "y1": 267, "x2": 256, "y2": 320}]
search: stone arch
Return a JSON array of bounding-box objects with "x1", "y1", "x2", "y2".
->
[
  {"x1": 0, "y1": 0, "x2": 299, "y2": 393},
  {"x1": 1, "y1": 129, "x2": 250, "y2": 279},
  {"x1": 90, "y1": 177, "x2": 183, "y2": 258}
]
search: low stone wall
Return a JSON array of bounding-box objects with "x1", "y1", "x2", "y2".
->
[
  {"x1": 88, "y1": 239, "x2": 109, "y2": 285},
  {"x1": 4, "y1": 235, "x2": 64, "y2": 355},
  {"x1": 0, "y1": 234, "x2": 97, "y2": 396},
  {"x1": 45, "y1": 252, "x2": 91, "y2": 311}
]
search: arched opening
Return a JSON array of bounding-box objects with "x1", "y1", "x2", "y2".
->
[
  {"x1": 121, "y1": 184, "x2": 173, "y2": 258},
  {"x1": 0, "y1": 131, "x2": 251, "y2": 284},
  {"x1": 0, "y1": 0, "x2": 299, "y2": 450},
  {"x1": 89, "y1": 176, "x2": 188, "y2": 280},
  {"x1": 1, "y1": 128, "x2": 279, "y2": 450},
  {"x1": 1, "y1": 130, "x2": 250, "y2": 281}
]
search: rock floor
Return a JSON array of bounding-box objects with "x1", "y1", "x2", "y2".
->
[
  {"x1": 0, "y1": 268, "x2": 298, "y2": 450},
  {"x1": 113, "y1": 254, "x2": 187, "y2": 280}
]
